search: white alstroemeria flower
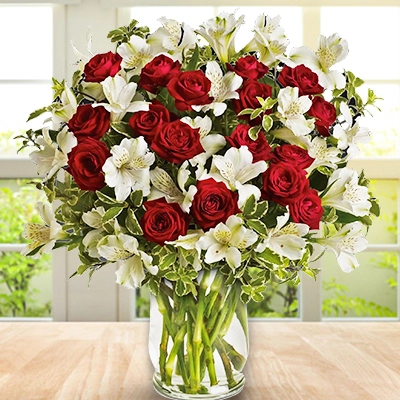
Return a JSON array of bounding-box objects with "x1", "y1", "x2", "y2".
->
[
  {"x1": 277, "y1": 87, "x2": 314, "y2": 136},
  {"x1": 256, "y1": 213, "x2": 309, "y2": 260},
  {"x1": 244, "y1": 14, "x2": 289, "y2": 66},
  {"x1": 313, "y1": 222, "x2": 368, "y2": 272},
  {"x1": 149, "y1": 162, "x2": 197, "y2": 213},
  {"x1": 166, "y1": 230, "x2": 204, "y2": 271},
  {"x1": 306, "y1": 136, "x2": 341, "y2": 173},
  {"x1": 271, "y1": 127, "x2": 312, "y2": 149},
  {"x1": 95, "y1": 75, "x2": 148, "y2": 121},
  {"x1": 196, "y1": 12, "x2": 245, "y2": 63},
  {"x1": 30, "y1": 127, "x2": 77, "y2": 181},
  {"x1": 147, "y1": 18, "x2": 197, "y2": 61},
  {"x1": 192, "y1": 61, "x2": 243, "y2": 116},
  {"x1": 289, "y1": 33, "x2": 348, "y2": 89},
  {"x1": 322, "y1": 168, "x2": 371, "y2": 217},
  {"x1": 21, "y1": 202, "x2": 65, "y2": 259},
  {"x1": 197, "y1": 215, "x2": 257, "y2": 270},
  {"x1": 333, "y1": 104, "x2": 370, "y2": 159},
  {"x1": 82, "y1": 206, "x2": 106, "y2": 229},
  {"x1": 204, "y1": 146, "x2": 268, "y2": 208},
  {"x1": 51, "y1": 84, "x2": 78, "y2": 124},
  {"x1": 117, "y1": 35, "x2": 154, "y2": 75},
  {"x1": 103, "y1": 137, "x2": 155, "y2": 201},
  {"x1": 97, "y1": 234, "x2": 158, "y2": 288},
  {"x1": 181, "y1": 116, "x2": 226, "y2": 166}
]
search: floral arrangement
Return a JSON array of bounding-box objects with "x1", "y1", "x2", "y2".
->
[{"x1": 20, "y1": 12, "x2": 380, "y2": 397}]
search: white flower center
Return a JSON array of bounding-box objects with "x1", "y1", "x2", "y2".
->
[
  {"x1": 125, "y1": 52, "x2": 151, "y2": 70},
  {"x1": 111, "y1": 248, "x2": 132, "y2": 260},
  {"x1": 338, "y1": 236, "x2": 358, "y2": 253},
  {"x1": 285, "y1": 101, "x2": 302, "y2": 118},
  {"x1": 276, "y1": 223, "x2": 299, "y2": 237},
  {"x1": 317, "y1": 48, "x2": 336, "y2": 71},
  {"x1": 343, "y1": 183, "x2": 363, "y2": 203},
  {"x1": 26, "y1": 224, "x2": 50, "y2": 243},
  {"x1": 214, "y1": 230, "x2": 232, "y2": 244}
]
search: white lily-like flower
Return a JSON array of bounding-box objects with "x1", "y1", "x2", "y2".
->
[
  {"x1": 192, "y1": 61, "x2": 243, "y2": 116},
  {"x1": 97, "y1": 234, "x2": 158, "y2": 288},
  {"x1": 103, "y1": 137, "x2": 155, "y2": 201},
  {"x1": 289, "y1": 33, "x2": 348, "y2": 89},
  {"x1": 51, "y1": 84, "x2": 78, "y2": 124},
  {"x1": 313, "y1": 222, "x2": 368, "y2": 272},
  {"x1": 271, "y1": 127, "x2": 312, "y2": 149},
  {"x1": 244, "y1": 14, "x2": 290, "y2": 66},
  {"x1": 333, "y1": 103, "x2": 370, "y2": 159},
  {"x1": 322, "y1": 168, "x2": 371, "y2": 216},
  {"x1": 256, "y1": 212, "x2": 309, "y2": 260},
  {"x1": 204, "y1": 146, "x2": 268, "y2": 208},
  {"x1": 181, "y1": 116, "x2": 226, "y2": 166},
  {"x1": 94, "y1": 75, "x2": 149, "y2": 121},
  {"x1": 82, "y1": 206, "x2": 107, "y2": 258},
  {"x1": 30, "y1": 127, "x2": 77, "y2": 181},
  {"x1": 197, "y1": 215, "x2": 257, "y2": 270},
  {"x1": 306, "y1": 136, "x2": 341, "y2": 173},
  {"x1": 147, "y1": 17, "x2": 197, "y2": 61},
  {"x1": 196, "y1": 12, "x2": 245, "y2": 63},
  {"x1": 21, "y1": 202, "x2": 65, "y2": 259},
  {"x1": 117, "y1": 35, "x2": 154, "y2": 74},
  {"x1": 277, "y1": 87, "x2": 314, "y2": 136},
  {"x1": 166, "y1": 230, "x2": 204, "y2": 271},
  {"x1": 148, "y1": 162, "x2": 197, "y2": 213}
]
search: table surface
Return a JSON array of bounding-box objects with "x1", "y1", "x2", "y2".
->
[{"x1": 0, "y1": 322, "x2": 400, "y2": 400}]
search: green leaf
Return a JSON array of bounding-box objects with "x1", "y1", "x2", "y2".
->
[
  {"x1": 240, "y1": 291, "x2": 251, "y2": 304},
  {"x1": 248, "y1": 125, "x2": 261, "y2": 141},
  {"x1": 250, "y1": 108, "x2": 263, "y2": 120},
  {"x1": 186, "y1": 44, "x2": 199, "y2": 70},
  {"x1": 252, "y1": 201, "x2": 269, "y2": 219},
  {"x1": 247, "y1": 219, "x2": 268, "y2": 236},
  {"x1": 26, "y1": 107, "x2": 47, "y2": 122},
  {"x1": 262, "y1": 115, "x2": 273, "y2": 132},
  {"x1": 159, "y1": 252, "x2": 177, "y2": 270},
  {"x1": 252, "y1": 291, "x2": 265, "y2": 302},
  {"x1": 148, "y1": 278, "x2": 160, "y2": 296},
  {"x1": 96, "y1": 191, "x2": 120, "y2": 205},
  {"x1": 164, "y1": 271, "x2": 179, "y2": 281},
  {"x1": 370, "y1": 199, "x2": 380, "y2": 217},
  {"x1": 111, "y1": 121, "x2": 134, "y2": 137},
  {"x1": 77, "y1": 264, "x2": 90, "y2": 275},
  {"x1": 102, "y1": 207, "x2": 124, "y2": 224},
  {"x1": 237, "y1": 108, "x2": 254, "y2": 116},
  {"x1": 256, "y1": 247, "x2": 281, "y2": 266},
  {"x1": 130, "y1": 190, "x2": 143, "y2": 207},
  {"x1": 335, "y1": 211, "x2": 359, "y2": 224},
  {"x1": 125, "y1": 208, "x2": 143, "y2": 235},
  {"x1": 242, "y1": 194, "x2": 257, "y2": 217}
]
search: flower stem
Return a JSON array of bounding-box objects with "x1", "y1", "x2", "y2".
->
[
  {"x1": 165, "y1": 324, "x2": 187, "y2": 386},
  {"x1": 215, "y1": 337, "x2": 237, "y2": 388}
]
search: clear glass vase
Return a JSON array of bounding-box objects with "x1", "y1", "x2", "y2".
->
[{"x1": 149, "y1": 269, "x2": 249, "y2": 399}]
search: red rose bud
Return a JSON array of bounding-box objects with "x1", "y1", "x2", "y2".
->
[
  {"x1": 67, "y1": 104, "x2": 110, "y2": 142},
  {"x1": 272, "y1": 144, "x2": 314, "y2": 170},
  {"x1": 67, "y1": 137, "x2": 110, "y2": 191},
  {"x1": 261, "y1": 162, "x2": 309, "y2": 206},
  {"x1": 129, "y1": 102, "x2": 171, "y2": 144},
  {"x1": 139, "y1": 55, "x2": 181, "y2": 94},
  {"x1": 232, "y1": 80, "x2": 272, "y2": 126},
  {"x1": 226, "y1": 55, "x2": 269, "y2": 81},
  {"x1": 289, "y1": 189, "x2": 324, "y2": 230},
  {"x1": 191, "y1": 178, "x2": 241, "y2": 231},
  {"x1": 278, "y1": 65, "x2": 324, "y2": 96},
  {"x1": 83, "y1": 51, "x2": 122, "y2": 83},
  {"x1": 151, "y1": 120, "x2": 204, "y2": 164},
  {"x1": 167, "y1": 70, "x2": 212, "y2": 111},
  {"x1": 308, "y1": 96, "x2": 337, "y2": 137},
  {"x1": 226, "y1": 124, "x2": 273, "y2": 162},
  {"x1": 140, "y1": 198, "x2": 190, "y2": 246}
]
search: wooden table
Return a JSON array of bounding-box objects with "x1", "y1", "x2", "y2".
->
[{"x1": 0, "y1": 322, "x2": 399, "y2": 400}]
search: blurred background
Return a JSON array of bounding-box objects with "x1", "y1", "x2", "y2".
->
[{"x1": 0, "y1": 0, "x2": 399, "y2": 322}]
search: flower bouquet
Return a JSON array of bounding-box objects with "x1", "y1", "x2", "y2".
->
[{"x1": 20, "y1": 11, "x2": 379, "y2": 400}]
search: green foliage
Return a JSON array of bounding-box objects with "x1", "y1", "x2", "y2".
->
[{"x1": 0, "y1": 181, "x2": 51, "y2": 317}]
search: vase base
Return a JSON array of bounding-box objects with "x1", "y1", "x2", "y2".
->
[{"x1": 153, "y1": 372, "x2": 245, "y2": 400}]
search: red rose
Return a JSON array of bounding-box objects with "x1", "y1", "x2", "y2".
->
[
  {"x1": 67, "y1": 105, "x2": 110, "y2": 142},
  {"x1": 139, "y1": 55, "x2": 181, "y2": 94},
  {"x1": 226, "y1": 56, "x2": 269, "y2": 80},
  {"x1": 289, "y1": 189, "x2": 324, "y2": 229},
  {"x1": 261, "y1": 162, "x2": 309, "y2": 206},
  {"x1": 226, "y1": 124, "x2": 273, "y2": 162},
  {"x1": 191, "y1": 178, "x2": 241, "y2": 230},
  {"x1": 140, "y1": 198, "x2": 190, "y2": 245},
  {"x1": 83, "y1": 51, "x2": 122, "y2": 83},
  {"x1": 232, "y1": 80, "x2": 272, "y2": 125},
  {"x1": 151, "y1": 120, "x2": 204, "y2": 164},
  {"x1": 67, "y1": 137, "x2": 110, "y2": 191},
  {"x1": 278, "y1": 65, "x2": 324, "y2": 96},
  {"x1": 167, "y1": 70, "x2": 212, "y2": 111},
  {"x1": 308, "y1": 96, "x2": 337, "y2": 137},
  {"x1": 129, "y1": 102, "x2": 171, "y2": 144},
  {"x1": 272, "y1": 144, "x2": 314, "y2": 169}
]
